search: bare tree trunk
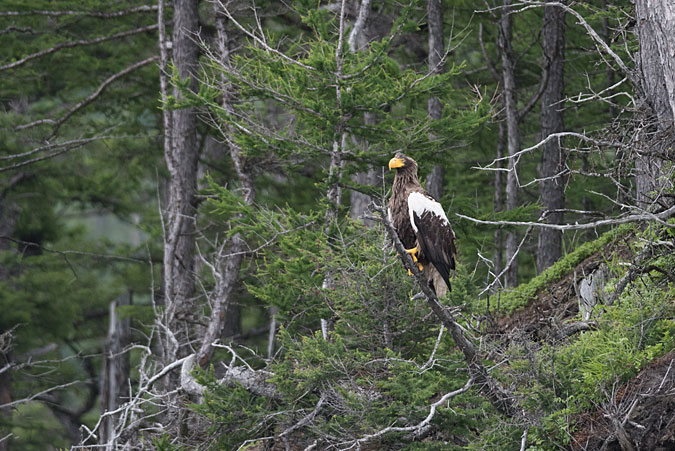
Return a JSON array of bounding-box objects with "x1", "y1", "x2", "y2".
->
[
  {"x1": 348, "y1": 0, "x2": 379, "y2": 223},
  {"x1": 100, "y1": 291, "x2": 132, "y2": 446},
  {"x1": 195, "y1": 3, "x2": 253, "y2": 369},
  {"x1": 350, "y1": 167, "x2": 380, "y2": 222},
  {"x1": 634, "y1": 0, "x2": 675, "y2": 211},
  {"x1": 161, "y1": 0, "x2": 200, "y2": 365},
  {"x1": 493, "y1": 120, "x2": 505, "y2": 284},
  {"x1": 536, "y1": 5, "x2": 566, "y2": 273},
  {"x1": 425, "y1": 0, "x2": 444, "y2": 201},
  {"x1": 499, "y1": 0, "x2": 520, "y2": 288}
]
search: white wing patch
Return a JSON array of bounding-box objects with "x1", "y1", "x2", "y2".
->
[{"x1": 407, "y1": 192, "x2": 449, "y2": 233}]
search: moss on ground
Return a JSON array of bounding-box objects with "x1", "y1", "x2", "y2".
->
[{"x1": 487, "y1": 225, "x2": 633, "y2": 315}]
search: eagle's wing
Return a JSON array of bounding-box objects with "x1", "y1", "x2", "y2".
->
[{"x1": 407, "y1": 191, "x2": 456, "y2": 289}]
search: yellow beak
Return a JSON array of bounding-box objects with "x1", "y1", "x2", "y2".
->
[{"x1": 388, "y1": 157, "x2": 405, "y2": 170}]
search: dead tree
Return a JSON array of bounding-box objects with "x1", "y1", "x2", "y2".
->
[{"x1": 100, "y1": 292, "x2": 132, "y2": 445}]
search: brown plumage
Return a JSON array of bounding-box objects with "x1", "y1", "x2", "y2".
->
[{"x1": 388, "y1": 153, "x2": 456, "y2": 297}]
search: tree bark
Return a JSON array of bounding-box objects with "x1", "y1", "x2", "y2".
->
[
  {"x1": 634, "y1": 0, "x2": 675, "y2": 211},
  {"x1": 162, "y1": 0, "x2": 200, "y2": 365},
  {"x1": 536, "y1": 5, "x2": 566, "y2": 273},
  {"x1": 425, "y1": 0, "x2": 444, "y2": 201},
  {"x1": 194, "y1": 3, "x2": 253, "y2": 369},
  {"x1": 499, "y1": 0, "x2": 520, "y2": 287},
  {"x1": 493, "y1": 120, "x2": 505, "y2": 284},
  {"x1": 348, "y1": 0, "x2": 380, "y2": 223}
]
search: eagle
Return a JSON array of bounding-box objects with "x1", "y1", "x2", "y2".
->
[{"x1": 388, "y1": 153, "x2": 456, "y2": 298}]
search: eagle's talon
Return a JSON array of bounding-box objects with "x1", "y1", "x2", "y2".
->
[
  {"x1": 405, "y1": 246, "x2": 419, "y2": 262},
  {"x1": 407, "y1": 262, "x2": 424, "y2": 276}
]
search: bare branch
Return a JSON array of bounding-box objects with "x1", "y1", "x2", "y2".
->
[
  {"x1": 0, "y1": 26, "x2": 35, "y2": 35},
  {"x1": 0, "y1": 380, "x2": 81, "y2": 410},
  {"x1": 478, "y1": 224, "x2": 534, "y2": 297},
  {"x1": 476, "y1": 1, "x2": 634, "y2": 81},
  {"x1": 457, "y1": 203, "x2": 675, "y2": 231},
  {"x1": 0, "y1": 134, "x2": 147, "y2": 173},
  {"x1": 0, "y1": 5, "x2": 158, "y2": 18},
  {"x1": 214, "y1": 0, "x2": 316, "y2": 72},
  {"x1": 348, "y1": 377, "x2": 473, "y2": 447},
  {"x1": 0, "y1": 136, "x2": 110, "y2": 172},
  {"x1": 474, "y1": 131, "x2": 624, "y2": 171},
  {"x1": 16, "y1": 56, "x2": 158, "y2": 135},
  {"x1": 0, "y1": 24, "x2": 158, "y2": 72}
]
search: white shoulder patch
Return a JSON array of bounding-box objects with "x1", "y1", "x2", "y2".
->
[{"x1": 407, "y1": 192, "x2": 449, "y2": 233}]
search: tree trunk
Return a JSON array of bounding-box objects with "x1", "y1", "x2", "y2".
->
[
  {"x1": 493, "y1": 120, "x2": 505, "y2": 285},
  {"x1": 348, "y1": 0, "x2": 379, "y2": 223},
  {"x1": 634, "y1": 0, "x2": 675, "y2": 211},
  {"x1": 194, "y1": 2, "x2": 253, "y2": 369},
  {"x1": 425, "y1": 0, "x2": 444, "y2": 201},
  {"x1": 162, "y1": 0, "x2": 200, "y2": 365},
  {"x1": 100, "y1": 292, "x2": 132, "y2": 446},
  {"x1": 499, "y1": 0, "x2": 520, "y2": 287},
  {"x1": 536, "y1": 5, "x2": 566, "y2": 274}
]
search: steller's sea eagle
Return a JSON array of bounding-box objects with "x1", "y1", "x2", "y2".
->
[{"x1": 388, "y1": 153, "x2": 456, "y2": 298}]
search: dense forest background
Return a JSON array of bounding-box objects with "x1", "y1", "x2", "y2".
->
[{"x1": 1, "y1": 0, "x2": 674, "y2": 450}]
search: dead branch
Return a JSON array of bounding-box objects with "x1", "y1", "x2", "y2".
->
[
  {"x1": 0, "y1": 5, "x2": 157, "y2": 18},
  {"x1": 456, "y1": 202, "x2": 675, "y2": 231},
  {"x1": 346, "y1": 377, "x2": 473, "y2": 447},
  {"x1": 474, "y1": 131, "x2": 624, "y2": 171},
  {"x1": 0, "y1": 380, "x2": 82, "y2": 410},
  {"x1": 476, "y1": 1, "x2": 634, "y2": 82},
  {"x1": 0, "y1": 135, "x2": 125, "y2": 173},
  {"x1": 0, "y1": 24, "x2": 158, "y2": 72},
  {"x1": 214, "y1": 0, "x2": 316, "y2": 72},
  {"x1": 15, "y1": 56, "x2": 159, "y2": 136}
]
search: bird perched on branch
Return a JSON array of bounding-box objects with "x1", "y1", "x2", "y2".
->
[{"x1": 388, "y1": 153, "x2": 456, "y2": 298}]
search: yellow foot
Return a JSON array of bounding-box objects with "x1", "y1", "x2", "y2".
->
[
  {"x1": 407, "y1": 261, "x2": 424, "y2": 276},
  {"x1": 405, "y1": 246, "x2": 423, "y2": 274},
  {"x1": 405, "y1": 246, "x2": 419, "y2": 262}
]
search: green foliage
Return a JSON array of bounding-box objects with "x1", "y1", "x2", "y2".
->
[{"x1": 195, "y1": 180, "x2": 488, "y2": 447}]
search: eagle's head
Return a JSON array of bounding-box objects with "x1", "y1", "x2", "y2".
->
[{"x1": 388, "y1": 152, "x2": 418, "y2": 172}]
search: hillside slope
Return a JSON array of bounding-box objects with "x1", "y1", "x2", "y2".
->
[{"x1": 484, "y1": 225, "x2": 675, "y2": 450}]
